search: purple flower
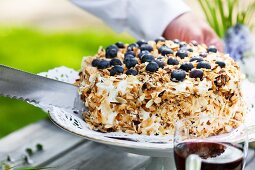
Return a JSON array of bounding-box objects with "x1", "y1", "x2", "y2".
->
[{"x1": 224, "y1": 24, "x2": 252, "y2": 61}]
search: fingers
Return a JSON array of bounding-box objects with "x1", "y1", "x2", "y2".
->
[
  {"x1": 162, "y1": 12, "x2": 224, "y2": 52},
  {"x1": 207, "y1": 38, "x2": 224, "y2": 52},
  {"x1": 203, "y1": 26, "x2": 224, "y2": 52},
  {"x1": 187, "y1": 29, "x2": 203, "y2": 44},
  {"x1": 163, "y1": 22, "x2": 204, "y2": 44}
]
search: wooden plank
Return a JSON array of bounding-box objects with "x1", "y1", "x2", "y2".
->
[
  {"x1": 246, "y1": 160, "x2": 255, "y2": 170},
  {"x1": 36, "y1": 145, "x2": 255, "y2": 170},
  {"x1": 245, "y1": 149, "x2": 255, "y2": 170},
  {"x1": 46, "y1": 143, "x2": 255, "y2": 170},
  {"x1": 1, "y1": 119, "x2": 255, "y2": 170},
  {"x1": 45, "y1": 141, "x2": 150, "y2": 170},
  {"x1": 0, "y1": 119, "x2": 86, "y2": 168},
  {"x1": 0, "y1": 119, "x2": 150, "y2": 170}
]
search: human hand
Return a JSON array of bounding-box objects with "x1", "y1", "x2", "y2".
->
[{"x1": 163, "y1": 12, "x2": 224, "y2": 52}]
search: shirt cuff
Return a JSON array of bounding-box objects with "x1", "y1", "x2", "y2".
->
[{"x1": 127, "y1": 0, "x2": 190, "y2": 40}]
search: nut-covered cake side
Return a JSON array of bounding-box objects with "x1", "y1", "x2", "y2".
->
[{"x1": 76, "y1": 39, "x2": 246, "y2": 137}]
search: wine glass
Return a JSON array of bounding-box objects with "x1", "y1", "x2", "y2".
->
[{"x1": 174, "y1": 116, "x2": 248, "y2": 170}]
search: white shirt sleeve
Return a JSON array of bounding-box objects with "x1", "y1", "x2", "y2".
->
[{"x1": 71, "y1": 0, "x2": 190, "y2": 40}]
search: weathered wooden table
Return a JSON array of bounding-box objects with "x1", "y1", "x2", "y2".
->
[{"x1": 1, "y1": 119, "x2": 255, "y2": 170}]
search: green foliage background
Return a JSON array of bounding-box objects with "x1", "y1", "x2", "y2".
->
[
  {"x1": 198, "y1": 0, "x2": 255, "y2": 38},
  {"x1": 0, "y1": 26, "x2": 134, "y2": 138}
]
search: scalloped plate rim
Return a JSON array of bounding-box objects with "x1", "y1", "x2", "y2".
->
[{"x1": 48, "y1": 110, "x2": 173, "y2": 151}]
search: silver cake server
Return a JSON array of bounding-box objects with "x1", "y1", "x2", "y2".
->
[{"x1": 0, "y1": 64, "x2": 86, "y2": 112}]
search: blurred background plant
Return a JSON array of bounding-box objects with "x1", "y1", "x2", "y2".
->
[
  {"x1": 198, "y1": 0, "x2": 255, "y2": 38},
  {"x1": 198, "y1": 0, "x2": 255, "y2": 81}
]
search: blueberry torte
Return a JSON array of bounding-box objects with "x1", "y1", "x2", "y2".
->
[{"x1": 76, "y1": 39, "x2": 245, "y2": 137}]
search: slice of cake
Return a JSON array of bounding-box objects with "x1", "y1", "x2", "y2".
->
[{"x1": 76, "y1": 39, "x2": 245, "y2": 137}]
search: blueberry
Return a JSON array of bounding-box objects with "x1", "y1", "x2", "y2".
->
[
  {"x1": 136, "y1": 40, "x2": 147, "y2": 47},
  {"x1": 110, "y1": 65, "x2": 124, "y2": 76},
  {"x1": 189, "y1": 69, "x2": 203, "y2": 79},
  {"x1": 141, "y1": 54, "x2": 155, "y2": 63},
  {"x1": 155, "y1": 37, "x2": 165, "y2": 43},
  {"x1": 97, "y1": 60, "x2": 110, "y2": 69},
  {"x1": 127, "y1": 43, "x2": 139, "y2": 51},
  {"x1": 158, "y1": 45, "x2": 166, "y2": 53},
  {"x1": 124, "y1": 54, "x2": 135, "y2": 66},
  {"x1": 199, "y1": 52, "x2": 208, "y2": 58},
  {"x1": 124, "y1": 54, "x2": 135, "y2": 61},
  {"x1": 179, "y1": 42, "x2": 187, "y2": 48},
  {"x1": 161, "y1": 48, "x2": 174, "y2": 55},
  {"x1": 106, "y1": 45, "x2": 118, "y2": 58},
  {"x1": 171, "y1": 70, "x2": 186, "y2": 82},
  {"x1": 187, "y1": 48, "x2": 193, "y2": 52},
  {"x1": 191, "y1": 40, "x2": 198, "y2": 46},
  {"x1": 140, "y1": 44, "x2": 153, "y2": 52},
  {"x1": 146, "y1": 62, "x2": 159, "y2": 72},
  {"x1": 159, "y1": 46, "x2": 173, "y2": 55},
  {"x1": 180, "y1": 63, "x2": 194, "y2": 72},
  {"x1": 167, "y1": 58, "x2": 179, "y2": 65},
  {"x1": 155, "y1": 60, "x2": 165, "y2": 68},
  {"x1": 110, "y1": 58, "x2": 122, "y2": 66},
  {"x1": 215, "y1": 61, "x2": 226, "y2": 68},
  {"x1": 207, "y1": 45, "x2": 217, "y2": 53},
  {"x1": 197, "y1": 61, "x2": 211, "y2": 69},
  {"x1": 124, "y1": 58, "x2": 138, "y2": 68},
  {"x1": 173, "y1": 39, "x2": 180, "y2": 44},
  {"x1": 138, "y1": 50, "x2": 150, "y2": 59},
  {"x1": 176, "y1": 50, "x2": 188, "y2": 59},
  {"x1": 157, "y1": 56, "x2": 164, "y2": 60},
  {"x1": 190, "y1": 57, "x2": 204, "y2": 62},
  {"x1": 126, "y1": 69, "x2": 138, "y2": 76},
  {"x1": 125, "y1": 51, "x2": 135, "y2": 57},
  {"x1": 92, "y1": 59, "x2": 100, "y2": 67},
  {"x1": 115, "y1": 42, "x2": 125, "y2": 48}
]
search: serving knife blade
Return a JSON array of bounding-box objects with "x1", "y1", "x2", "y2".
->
[{"x1": 0, "y1": 65, "x2": 86, "y2": 112}]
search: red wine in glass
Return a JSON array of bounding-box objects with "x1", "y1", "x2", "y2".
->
[{"x1": 174, "y1": 142, "x2": 244, "y2": 170}]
